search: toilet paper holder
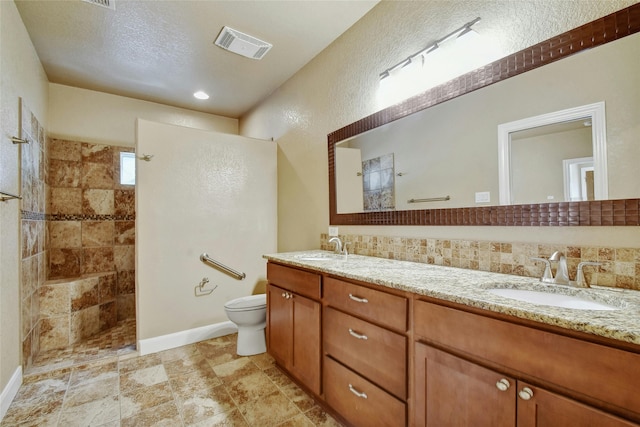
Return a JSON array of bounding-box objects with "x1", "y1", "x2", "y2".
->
[{"x1": 195, "y1": 277, "x2": 217, "y2": 296}]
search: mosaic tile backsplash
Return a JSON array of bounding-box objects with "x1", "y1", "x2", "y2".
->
[{"x1": 320, "y1": 233, "x2": 640, "y2": 290}]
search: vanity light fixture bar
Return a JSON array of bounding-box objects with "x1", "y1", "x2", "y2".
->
[
  {"x1": 408, "y1": 196, "x2": 451, "y2": 203},
  {"x1": 379, "y1": 17, "x2": 481, "y2": 80}
]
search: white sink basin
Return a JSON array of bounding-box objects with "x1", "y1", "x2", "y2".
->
[
  {"x1": 487, "y1": 288, "x2": 620, "y2": 311},
  {"x1": 294, "y1": 253, "x2": 343, "y2": 261}
]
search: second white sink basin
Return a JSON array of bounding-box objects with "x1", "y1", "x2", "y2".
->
[
  {"x1": 294, "y1": 253, "x2": 343, "y2": 261},
  {"x1": 487, "y1": 288, "x2": 620, "y2": 311}
]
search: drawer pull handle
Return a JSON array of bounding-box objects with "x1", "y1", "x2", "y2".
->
[
  {"x1": 496, "y1": 378, "x2": 511, "y2": 391},
  {"x1": 348, "y1": 384, "x2": 368, "y2": 399},
  {"x1": 348, "y1": 294, "x2": 368, "y2": 303},
  {"x1": 348, "y1": 329, "x2": 368, "y2": 340},
  {"x1": 518, "y1": 387, "x2": 534, "y2": 401}
]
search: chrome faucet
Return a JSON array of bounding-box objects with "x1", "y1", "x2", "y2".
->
[
  {"x1": 549, "y1": 251, "x2": 570, "y2": 285},
  {"x1": 532, "y1": 251, "x2": 602, "y2": 287},
  {"x1": 328, "y1": 237, "x2": 343, "y2": 254},
  {"x1": 328, "y1": 236, "x2": 349, "y2": 258}
]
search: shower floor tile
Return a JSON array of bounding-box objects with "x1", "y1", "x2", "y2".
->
[
  {"x1": 27, "y1": 318, "x2": 137, "y2": 376},
  {"x1": 3, "y1": 334, "x2": 343, "y2": 427}
]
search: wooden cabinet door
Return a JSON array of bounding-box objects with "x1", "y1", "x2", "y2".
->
[
  {"x1": 267, "y1": 284, "x2": 292, "y2": 367},
  {"x1": 291, "y1": 293, "x2": 321, "y2": 395},
  {"x1": 414, "y1": 343, "x2": 516, "y2": 427},
  {"x1": 517, "y1": 381, "x2": 639, "y2": 427}
]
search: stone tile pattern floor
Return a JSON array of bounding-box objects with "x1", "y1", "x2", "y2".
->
[
  {"x1": 27, "y1": 319, "x2": 137, "y2": 377},
  {"x1": 2, "y1": 334, "x2": 343, "y2": 427}
]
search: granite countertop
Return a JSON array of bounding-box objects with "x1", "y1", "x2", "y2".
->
[{"x1": 264, "y1": 250, "x2": 640, "y2": 346}]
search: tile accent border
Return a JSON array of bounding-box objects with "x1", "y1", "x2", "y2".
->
[
  {"x1": 321, "y1": 233, "x2": 640, "y2": 290},
  {"x1": 21, "y1": 211, "x2": 135, "y2": 221},
  {"x1": 328, "y1": 4, "x2": 640, "y2": 227}
]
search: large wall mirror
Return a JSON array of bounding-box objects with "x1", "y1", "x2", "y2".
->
[{"x1": 328, "y1": 4, "x2": 640, "y2": 226}]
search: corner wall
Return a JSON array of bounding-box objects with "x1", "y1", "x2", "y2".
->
[
  {"x1": 48, "y1": 84, "x2": 239, "y2": 147},
  {"x1": 0, "y1": 0, "x2": 49, "y2": 415}
]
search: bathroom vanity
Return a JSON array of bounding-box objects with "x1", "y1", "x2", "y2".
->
[{"x1": 264, "y1": 251, "x2": 640, "y2": 426}]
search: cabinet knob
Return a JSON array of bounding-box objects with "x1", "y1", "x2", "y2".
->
[
  {"x1": 348, "y1": 328, "x2": 368, "y2": 340},
  {"x1": 495, "y1": 378, "x2": 511, "y2": 391},
  {"x1": 348, "y1": 383, "x2": 368, "y2": 399},
  {"x1": 518, "y1": 387, "x2": 534, "y2": 401},
  {"x1": 348, "y1": 294, "x2": 369, "y2": 304},
  {"x1": 281, "y1": 292, "x2": 287, "y2": 298}
]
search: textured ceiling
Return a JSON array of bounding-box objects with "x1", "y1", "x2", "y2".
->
[{"x1": 15, "y1": 0, "x2": 378, "y2": 118}]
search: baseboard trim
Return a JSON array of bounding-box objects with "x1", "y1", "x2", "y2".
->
[
  {"x1": 1, "y1": 365, "x2": 22, "y2": 421},
  {"x1": 137, "y1": 321, "x2": 238, "y2": 356}
]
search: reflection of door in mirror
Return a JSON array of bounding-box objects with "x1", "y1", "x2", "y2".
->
[
  {"x1": 563, "y1": 157, "x2": 594, "y2": 202},
  {"x1": 498, "y1": 102, "x2": 608, "y2": 206},
  {"x1": 509, "y1": 120, "x2": 593, "y2": 204},
  {"x1": 335, "y1": 147, "x2": 364, "y2": 213}
]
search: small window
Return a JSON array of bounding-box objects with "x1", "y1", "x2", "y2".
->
[{"x1": 120, "y1": 152, "x2": 136, "y2": 185}]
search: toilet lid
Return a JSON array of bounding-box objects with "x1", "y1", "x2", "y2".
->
[{"x1": 224, "y1": 294, "x2": 267, "y2": 310}]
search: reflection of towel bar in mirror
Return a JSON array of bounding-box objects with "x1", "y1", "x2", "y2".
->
[
  {"x1": 408, "y1": 196, "x2": 450, "y2": 203},
  {"x1": 356, "y1": 171, "x2": 405, "y2": 176}
]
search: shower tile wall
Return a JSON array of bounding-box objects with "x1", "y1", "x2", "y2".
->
[
  {"x1": 321, "y1": 233, "x2": 640, "y2": 290},
  {"x1": 46, "y1": 139, "x2": 136, "y2": 327},
  {"x1": 20, "y1": 101, "x2": 47, "y2": 369}
]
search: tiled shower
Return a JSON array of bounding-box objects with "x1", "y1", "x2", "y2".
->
[{"x1": 20, "y1": 100, "x2": 136, "y2": 370}]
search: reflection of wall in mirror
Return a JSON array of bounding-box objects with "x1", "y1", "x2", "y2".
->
[
  {"x1": 510, "y1": 125, "x2": 592, "y2": 204},
  {"x1": 333, "y1": 31, "x2": 640, "y2": 214}
]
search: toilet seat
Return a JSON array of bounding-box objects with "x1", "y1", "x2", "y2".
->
[{"x1": 224, "y1": 294, "x2": 267, "y2": 311}]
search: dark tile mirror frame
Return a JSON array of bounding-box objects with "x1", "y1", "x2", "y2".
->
[{"x1": 328, "y1": 4, "x2": 640, "y2": 226}]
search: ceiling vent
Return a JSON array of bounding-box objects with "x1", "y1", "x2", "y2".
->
[
  {"x1": 214, "y1": 26, "x2": 272, "y2": 60},
  {"x1": 81, "y1": 0, "x2": 115, "y2": 10}
]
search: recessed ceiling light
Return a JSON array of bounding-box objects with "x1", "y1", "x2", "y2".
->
[{"x1": 194, "y1": 91, "x2": 209, "y2": 100}]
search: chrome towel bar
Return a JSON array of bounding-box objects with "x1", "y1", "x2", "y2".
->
[
  {"x1": 0, "y1": 191, "x2": 22, "y2": 202},
  {"x1": 200, "y1": 253, "x2": 246, "y2": 280},
  {"x1": 407, "y1": 196, "x2": 450, "y2": 203}
]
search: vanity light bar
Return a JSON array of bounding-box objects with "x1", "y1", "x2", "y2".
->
[{"x1": 380, "y1": 17, "x2": 481, "y2": 80}]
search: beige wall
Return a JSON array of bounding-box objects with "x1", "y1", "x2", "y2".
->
[
  {"x1": 48, "y1": 84, "x2": 239, "y2": 147},
  {"x1": 0, "y1": 0, "x2": 49, "y2": 402},
  {"x1": 136, "y1": 120, "x2": 276, "y2": 341},
  {"x1": 240, "y1": 0, "x2": 640, "y2": 252}
]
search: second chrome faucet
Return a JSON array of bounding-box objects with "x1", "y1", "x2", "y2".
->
[{"x1": 532, "y1": 251, "x2": 601, "y2": 288}]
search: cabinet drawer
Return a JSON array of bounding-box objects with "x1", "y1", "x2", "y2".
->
[
  {"x1": 324, "y1": 356, "x2": 406, "y2": 427},
  {"x1": 267, "y1": 262, "x2": 321, "y2": 300},
  {"x1": 324, "y1": 307, "x2": 407, "y2": 400},
  {"x1": 324, "y1": 277, "x2": 407, "y2": 331},
  {"x1": 414, "y1": 300, "x2": 640, "y2": 419}
]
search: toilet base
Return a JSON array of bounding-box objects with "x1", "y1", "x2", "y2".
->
[{"x1": 236, "y1": 327, "x2": 266, "y2": 356}]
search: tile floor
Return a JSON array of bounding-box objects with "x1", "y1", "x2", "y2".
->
[
  {"x1": 3, "y1": 332, "x2": 342, "y2": 426},
  {"x1": 27, "y1": 319, "x2": 138, "y2": 376}
]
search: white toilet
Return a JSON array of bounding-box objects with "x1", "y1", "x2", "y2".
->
[{"x1": 224, "y1": 294, "x2": 267, "y2": 356}]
